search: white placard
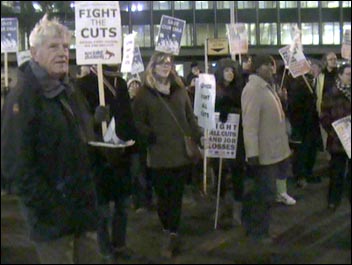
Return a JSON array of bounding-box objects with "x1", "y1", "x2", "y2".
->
[
  {"x1": 194, "y1": 74, "x2": 216, "y2": 130},
  {"x1": 342, "y1": 29, "x2": 351, "y2": 61},
  {"x1": 131, "y1": 46, "x2": 145, "y2": 74},
  {"x1": 332, "y1": 115, "x2": 351, "y2": 159},
  {"x1": 227, "y1": 23, "x2": 248, "y2": 55},
  {"x1": 75, "y1": 1, "x2": 122, "y2": 65},
  {"x1": 155, "y1": 15, "x2": 186, "y2": 56},
  {"x1": 279, "y1": 45, "x2": 311, "y2": 78},
  {"x1": 16, "y1": 50, "x2": 31, "y2": 67},
  {"x1": 121, "y1": 33, "x2": 136, "y2": 73},
  {"x1": 1, "y1": 18, "x2": 18, "y2": 53},
  {"x1": 206, "y1": 113, "x2": 240, "y2": 159}
]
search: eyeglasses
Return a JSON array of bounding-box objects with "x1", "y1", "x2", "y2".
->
[{"x1": 156, "y1": 61, "x2": 172, "y2": 67}]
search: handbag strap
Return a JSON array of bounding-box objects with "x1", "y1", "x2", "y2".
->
[
  {"x1": 155, "y1": 91, "x2": 187, "y2": 136},
  {"x1": 90, "y1": 66, "x2": 117, "y2": 98}
]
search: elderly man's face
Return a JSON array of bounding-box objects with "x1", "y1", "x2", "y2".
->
[{"x1": 31, "y1": 36, "x2": 70, "y2": 79}]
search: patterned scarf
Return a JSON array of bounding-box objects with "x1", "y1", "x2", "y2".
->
[{"x1": 336, "y1": 79, "x2": 351, "y2": 103}]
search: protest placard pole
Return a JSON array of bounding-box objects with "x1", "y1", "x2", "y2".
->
[
  {"x1": 97, "y1": 64, "x2": 107, "y2": 136},
  {"x1": 214, "y1": 158, "x2": 223, "y2": 230},
  {"x1": 4, "y1": 52, "x2": 9, "y2": 92},
  {"x1": 302, "y1": 75, "x2": 314, "y2": 94},
  {"x1": 280, "y1": 68, "x2": 288, "y2": 91},
  {"x1": 203, "y1": 39, "x2": 209, "y2": 195}
]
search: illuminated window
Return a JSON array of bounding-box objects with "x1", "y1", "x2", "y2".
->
[
  {"x1": 153, "y1": 1, "x2": 171, "y2": 10},
  {"x1": 279, "y1": 1, "x2": 298, "y2": 8},
  {"x1": 237, "y1": 1, "x2": 256, "y2": 9},
  {"x1": 119, "y1": 1, "x2": 130, "y2": 12},
  {"x1": 343, "y1": 23, "x2": 351, "y2": 31},
  {"x1": 133, "y1": 25, "x2": 151, "y2": 47},
  {"x1": 281, "y1": 23, "x2": 298, "y2": 45},
  {"x1": 196, "y1": 24, "x2": 215, "y2": 46},
  {"x1": 196, "y1": 1, "x2": 214, "y2": 9},
  {"x1": 300, "y1": 1, "x2": 319, "y2": 8},
  {"x1": 259, "y1": 1, "x2": 277, "y2": 9},
  {"x1": 322, "y1": 1, "x2": 339, "y2": 8},
  {"x1": 217, "y1": 1, "x2": 231, "y2": 9},
  {"x1": 302, "y1": 23, "x2": 319, "y2": 45},
  {"x1": 174, "y1": 1, "x2": 192, "y2": 10},
  {"x1": 181, "y1": 24, "x2": 194, "y2": 46},
  {"x1": 322, "y1": 22, "x2": 340, "y2": 45},
  {"x1": 218, "y1": 23, "x2": 257, "y2": 45},
  {"x1": 260, "y1": 23, "x2": 278, "y2": 45},
  {"x1": 343, "y1": 1, "x2": 351, "y2": 7},
  {"x1": 130, "y1": 1, "x2": 150, "y2": 12}
]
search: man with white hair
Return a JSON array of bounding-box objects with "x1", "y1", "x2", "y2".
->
[{"x1": 2, "y1": 14, "x2": 98, "y2": 263}]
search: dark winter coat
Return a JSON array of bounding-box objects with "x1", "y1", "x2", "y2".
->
[
  {"x1": 11, "y1": 61, "x2": 97, "y2": 242},
  {"x1": 320, "y1": 82, "x2": 351, "y2": 155},
  {"x1": 132, "y1": 82, "x2": 202, "y2": 169}
]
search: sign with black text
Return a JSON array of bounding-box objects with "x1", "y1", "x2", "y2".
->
[{"x1": 1, "y1": 18, "x2": 18, "y2": 53}]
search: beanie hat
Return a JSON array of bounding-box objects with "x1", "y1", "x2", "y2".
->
[{"x1": 127, "y1": 78, "x2": 142, "y2": 88}]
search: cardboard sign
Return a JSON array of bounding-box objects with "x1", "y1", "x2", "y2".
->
[
  {"x1": 75, "y1": 1, "x2": 122, "y2": 65},
  {"x1": 206, "y1": 113, "x2": 241, "y2": 159},
  {"x1": 194, "y1": 74, "x2": 216, "y2": 130},
  {"x1": 332, "y1": 115, "x2": 351, "y2": 159},
  {"x1": 121, "y1": 33, "x2": 136, "y2": 73},
  {"x1": 342, "y1": 29, "x2": 351, "y2": 61},
  {"x1": 155, "y1": 15, "x2": 186, "y2": 56},
  {"x1": 1, "y1": 18, "x2": 18, "y2": 53},
  {"x1": 207, "y1": 38, "x2": 229, "y2": 56},
  {"x1": 279, "y1": 45, "x2": 311, "y2": 78},
  {"x1": 227, "y1": 24, "x2": 248, "y2": 55}
]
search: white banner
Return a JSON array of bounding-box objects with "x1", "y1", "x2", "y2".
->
[
  {"x1": 194, "y1": 74, "x2": 216, "y2": 130},
  {"x1": 121, "y1": 33, "x2": 136, "y2": 73},
  {"x1": 279, "y1": 45, "x2": 311, "y2": 78},
  {"x1": 131, "y1": 46, "x2": 145, "y2": 74},
  {"x1": 227, "y1": 23, "x2": 248, "y2": 55},
  {"x1": 206, "y1": 113, "x2": 240, "y2": 159},
  {"x1": 332, "y1": 115, "x2": 351, "y2": 159},
  {"x1": 16, "y1": 50, "x2": 31, "y2": 67},
  {"x1": 75, "y1": 1, "x2": 122, "y2": 65},
  {"x1": 1, "y1": 18, "x2": 18, "y2": 53},
  {"x1": 155, "y1": 15, "x2": 186, "y2": 56}
]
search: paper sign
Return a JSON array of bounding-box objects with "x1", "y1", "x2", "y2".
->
[
  {"x1": 1, "y1": 18, "x2": 18, "y2": 53},
  {"x1": 131, "y1": 46, "x2": 145, "y2": 74},
  {"x1": 332, "y1": 116, "x2": 351, "y2": 159},
  {"x1": 121, "y1": 33, "x2": 136, "y2": 73},
  {"x1": 279, "y1": 45, "x2": 311, "y2": 78},
  {"x1": 75, "y1": 1, "x2": 122, "y2": 65},
  {"x1": 342, "y1": 29, "x2": 351, "y2": 61},
  {"x1": 206, "y1": 113, "x2": 241, "y2": 159},
  {"x1": 155, "y1": 15, "x2": 186, "y2": 56},
  {"x1": 227, "y1": 24, "x2": 248, "y2": 55}
]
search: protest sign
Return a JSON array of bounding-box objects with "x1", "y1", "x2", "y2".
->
[
  {"x1": 332, "y1": 116, "x2": 351, "y2": 159},
  {"x1": 194, "y1": 74, "x2": 216, "y2": 130},
  {"x1": 1, "y1": 18, "x2": 18, "y2": 53},
  {"x1": 227, "y1": 24, "x2": 248, "y2": 55},
  {"x1": 75, "y1": 1, "x2": 122, "y2": 65},
  {"x1": 16, "y1": 50, "x2": 31, "y2": 67},
  {"x1": 342, "y1": 29, "x2": 351, "y2": 61},
  {"x1": 131, "y1": 46, "x2": 145, "y2": 74},
  {"x1": 155, "y1": 15, "x2": 186, "y2": 56},
  {"x1": 121, "y1": 33, "x2": 136, "y2": 73},
  {"x1": 279, "y1": 45, "x2": 311, "y2": 78},
  {"x1": 207, "y1": 38, "x2": 229, "y2": 56},
  {"x1": 206, "y1": 113, "x2": 240, "y2": 159}
]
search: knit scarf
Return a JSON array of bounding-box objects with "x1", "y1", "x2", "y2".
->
[{"x1": 336, "y1": 79, "x2": 351, "y2": 103}]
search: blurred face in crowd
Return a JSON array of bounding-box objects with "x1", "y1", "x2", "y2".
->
[
  {"x1": 223, "y1": 67, "x2": 235, "y2": 83},
  {"x1": 339, "y1": 66, "x2": 351, "y2": 86},
  {"x1": 326, "y1": 53, "x2": 338, "y2": 71},
  {"x1": 242, "y1": 57, "x2": 252, "y2": 72},
  {"x1": 310, "y1": 63, "x2": 322, "y2": 78},
  {"x1": 31, "y1": 35, "x2": 70, "y2": 80},
  {"x1": 257, "y1": 63, "x2": 274, "y2": 83},
  {"x1": 154, "y1": 56, "x2": 173, "y2": 80},
  {"x1": 192, "y1": 66, "x2": 200, "y2": 76}
]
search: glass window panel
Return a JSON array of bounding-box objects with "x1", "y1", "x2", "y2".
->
[
  {"x1": 343, "y1": 23, "x2": 351, "y2": 31},
  {"x1": 130, "y1": 1, "x2": 150, "y2": 12},
  {"x1": 196, "y1": 24, "x2": 215, "y2": 46},
  {"x1": 153, "y1": 1, "x2": 171, "y2": 10},
  {"x1": 281, "y1": 23, "x2": 298, "y2": 45},
  {"x1": 302, "y1": 23, "x2": 319, "y2": 45},
  {"x1": 181, "y1": 24, "x2": 194, "y2": 46},
  {"x1": 175, "y1": 64, "x2": 184, "y2": 77},
  {"x1": 120, "y1": 1, "x2": 130, "y2": 11},
  {"x1": 238, "y1": 1, "x2": 256, "y2": 9},
  {"x1": 259, "y1": 1, "x2": 277, "y2": 9},
  {"x1": 300, "y1": 1, "x2": 319, "y2": 8},
  {"x1": 322, "y1": 1, "x2": 339, "y2": 8},
  {"x1": 343, "y1": 1, "x2": 351, "y2": 7},
  {"x1": 174, "y1": 1, "x2": 192, "y2": 10},
  {"x1": 217, "y1": 1, "x2": 230, "y2": 9},
  {"x1": 279, "y1": 1, "x2": 298, "y2": 8},
  {"x1": 322, "y1": 22, "x2": 340, "y2": 45},
  {"x1": 260, "y1": 23, "x2": 278, "y2": 45},
  {"x1": 133, "y1": 25, "x2": 151, "y2": 47},
  {"x1": 196, "y1": 1, "x2": 214, "y2": 9}
]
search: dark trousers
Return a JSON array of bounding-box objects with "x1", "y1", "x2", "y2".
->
[
  {"x1": 242, "y1": 164, "x2": 278, "y2": 238},
  {"x1": 151, "y1": 166, "x2": 190, "y2": 233},
  {"x1": 329, "y1": 153, "x2": 351, "y2": 206}
]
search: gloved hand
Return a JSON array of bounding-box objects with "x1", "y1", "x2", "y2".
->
[
  {"x1": 94, "y1": 105, "x2": 110, "y2": 123},
  {"x1": 220, "y1": 111, "x2": 229, "y2": 123}
]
